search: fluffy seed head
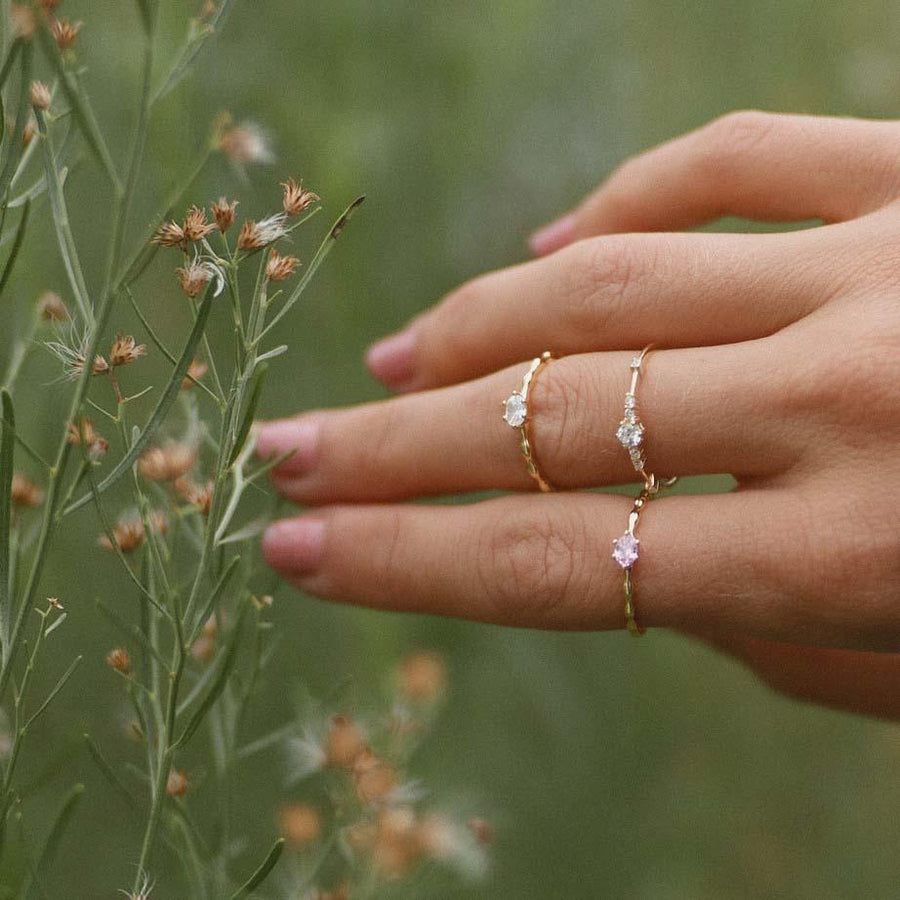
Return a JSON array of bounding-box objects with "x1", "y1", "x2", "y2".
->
[
  {"x1": 38, "y1": 291, "x2": 68, "y2": 322},
  {"x1": 106, "y1": 648, "x2": 131, "y2": 675},
  {"x1": 30, "y1": 81, "x2": 51, "y2": 111},
  {"x1": 265, "y1": 250, "x2": 299, "y2": 282},
  {"x1": 11, "y1": 474, "x2": 43, "y2": 508},
  {"x1": 279, "y1": 804, "x2": 322, "y2": 849},
  {"x1": 138, "y1": 442, "x2": 197, "y2": 483},
  {"x1": 177, "y1": 261, "x2": 212, "y2": 299},
  {"x1": 238, "y1": 214, "x2": 288, "y2": 251},
  {"x1": 211, "y1": 197, "x2": 238, "y2": 232},
  {"x1": 109, "y1": 334, "x2": 146, "y2": 368},
  {"x1": 281, "y1": 177, "x2": 320, "y2": 216},
  {"x1": 166, "y1": 769, "x2": 189, "y2": 797},
  {"x1": 98, "y1": 512, "x2": 165, "y2": 554}
]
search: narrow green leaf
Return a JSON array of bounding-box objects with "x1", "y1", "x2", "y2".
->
[
  {"x1": 0, "y1": 390, "x2": 14, "y2": 658},
  {"x1": 83, "y1": 734, "x2": 138, "y2": 815},
  {"x1": 188, "y1": 554, "x2": 239, "y2": 645},
  {"x1": 229, "y1": 362, "x2": 267, "y2": 466},
  {"x1": 230, "y1": 839, "x2": 285, "y2": 899},
  {"x1": 32, "y1": 783, "x2": 84, "y2": 874},
  {"x1": 63, "y1": 286, "x2": 216, "y2": 516},
  {"x1": 24, "y1": 656, "x2": 82, "y2": 729},
  {"x1": 0, "y1": 40, "x2": 31, "y2": 202},
  {"x1": 0, "y1": 198, "x2": 29, "y2": 299}
]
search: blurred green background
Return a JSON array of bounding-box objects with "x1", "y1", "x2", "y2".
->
[{"x1": 5, "y1": 0, "x2": 900, "y2": 896}]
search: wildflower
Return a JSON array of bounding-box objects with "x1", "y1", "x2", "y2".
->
[
  {"x1": 166, "y1": 769, "x2": 189, "y2": 797},
  {"x1": 238, "y1": 214, "x2": 288, "y2": 251},
  {"x1": 106, "y1": 648, "x2": 131, "y2": 675},
  {"x1": 353, "y1": 749, "x2": 398, "y2": 805},
  {"x1": 182, "y1": 205, "x2": 215, "y2": 243},
  {"x1": 279, "y1": 804, "x2": 322, "y2": 849},
  {"x1": 219, "y1": 121, "x2": 274, "y2": 165},
  {"x1": 50, "y1": 18, "x2": 82, "y2": 51},
  {"x1": 282, "y1": 177, "x2": 320, "y2": 216},
  {"x1": 47, "y1": 597, "x2": 64, "y2": 611},
  {"x1": 67, "y1": 418, "x2": 109, "y2": 461},
  {"x1": 30, "y1": 81, "x2": 51, "y2": 111},
  {"x1": 396, "y1": 651, "x2": 447, "y2": 703},
  {"x1": 371, "y1": 807, "x2": 426, "y2": 879},
  {"x1": 211, "y1": 197, "x2": 238, "y2": 232},
  {"x1": 152, "y1": 220, "x2": 186, "y2": 249},
  {"x1": 174, "y1": 477, "x2": 213, "y2": 515},
  {"x1": 48, "y1": 335, "x2": 113, "y2": 380},
  {"x1": 176, "y1": 261, "x2": 212, "y2": 299},
  {"x1": 266, "y1": 249, "x2": 299, "y2": 282},
  {"x1": 9, "y1": 5, "x2": 36, "y2": 39},
  {"x1": 98, "y1": 512, "x2": 165, "y2": 554},
  {"x1": 11, "y1": 474, "x2": 43, "y2": 508},
  {"x1": 138, "y1": 442, "x2": 197, "y2": 483},
  {"x1": 182, "y1": 358, "x2": 208, "y2": 389},
  {"x1": 325, "y1": 715, "x2": 366, "y2": 768},
  {"x1": 109, "y1": 333, "x2": 146, "y2": 368},
  {"x1": 38, "y1": 291, "x2": 68, "y2": 322}
]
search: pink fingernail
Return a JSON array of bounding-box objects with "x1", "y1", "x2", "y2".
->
[
  {"x1": 528, "y1": 213, "x2": 578, "y2": 256},
  {"x1": 262, "y1": 518, "x2": 325, "y2": 574},
  {"x1": 365, "y1": 328, "x2": 417, "y2": 389},
  {"x1": 255, "y1": 418, "x2": 320, "y2": 476}
]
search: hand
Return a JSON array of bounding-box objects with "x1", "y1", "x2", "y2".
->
[{"x1": 258, "y1": 112, "x2": 900, "y2": 719}]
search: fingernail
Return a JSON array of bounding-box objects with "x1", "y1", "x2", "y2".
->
[
  {"x1": 365, "y1": 328, "x2": 417, "y2": 388},
  {"x1": 262, "y1": 518, "x2": 325, "y2": 574},
  {"x1": 255, "y1": 418, "x2": 320, "y2": 476},
  {"x1": 528, "y1": 213, "x2": 578, "y2": 257}
]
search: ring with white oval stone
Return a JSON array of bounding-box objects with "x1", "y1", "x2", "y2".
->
[{"x1": 502, "y1": 351, "x2": 555, "y2": 493}]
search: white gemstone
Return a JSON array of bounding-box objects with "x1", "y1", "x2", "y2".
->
[
  {"x1": 612, "y1": 533, "x2": 639, "y2": 568},
  {"x1": 630, "y1": 357, "x2": 642, "y2": 369},
  {"x1": 616, "y1": 420, "x2": 644, "y2": 448},
  {"x1": 624, "y1": 394, "x2": 636, "y2": 409},
  {"x1": 503, "y1": 393, "x2": 527, "y2": 427}
]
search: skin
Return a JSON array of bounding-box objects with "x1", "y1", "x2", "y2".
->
[{"x1": 257, "y1": 111, "x2": 900, "y2": 721}]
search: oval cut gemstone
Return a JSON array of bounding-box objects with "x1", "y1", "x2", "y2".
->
[
  {"x1": 503, "y1": 393, "x2": 527, "y2": 428},
  {"x1": 616, "y1": 420, "x2": 643, "y2": 448},
  {"x1": 612, "y1": 533, "x2": 639, "y2": 568}
]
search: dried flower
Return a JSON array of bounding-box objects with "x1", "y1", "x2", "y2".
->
[
  {"x1": 219, "y1": 121, "x2": 274, "y2": 165},
  {"x1": 110, "y1": 334, "x2": 146, "y2": 368},
  {"x1": 98, "y1": 512, "x2": 165, "y2": 554},
  {"x1": 30, "y1": 81, "x2": 51, "y2": 111},
  {"x1": 238, "y1": 214, "x2": 288, "y2": 251},
  {"x1": 176, "y1": 261, "x2": 212, "y2": 299},
  {"x1": 279, "y1": 804, "x2": 322, "y2": 849},
  {"x1": 182, "y1": 205, "x2": 215, "y2": 243},
  {"x1": 50, "y1": 17, "x2": 82, "y2": 51},
  {"x1": 371, "y1": 807, "x2": 427, "y2": 879},
  {"x1": 138, "y1": 442, "x2": 197, "y2": 483},
  {"x1": 396, "y1": 651, "x2": 447, "y2": 703},
  {"x1": 38, "y1": 291, "x2": 68, "y2": 322},
  {"x1": 325, "y1": 715, "x2": 366, "y2": 768},
  {"x1": 67, "y1": 418, "x2": 109, "y2": 461},
  {"x1": 211, "y1": 197, "x2": 238, "y2": 232},
  {"x1": 152, "y1": 220, "x2": 186, "y2": 249},
  {"x1": 182, "y1": 359, "x2": 208, "y2": 389},
  {"x1": 353, "y1": 749, "x2": 399, "y2": 805},
  {"x1": 266, "y1": 249, "x2": 299, "y2": 282},
  {"x1": 106, "y1": 648, "x2": 131, "y2": 675},
  {"x1": 47, "y1": 339, "x2": 111, "y2": 380},
  {"x1": 10, "y1": 5, "x2": 36, "y2": 39},
  {"x1": 174, "y1": 477, "x2": 213, "y2": 515},
  {"x1": 281, "y1": 177, "x2": 320, "y2": 216},
  {"x1": 47, "y1": 597, "x2": 64, "y2": 611},
  {"x1": 11, "y1": 474, "x2": 43, "y2": 508},
  {"x1": 166, "y1": 769, "x2": 189, "y2": 797},
  {"x1": 120, "y1": 874, "x2": 154, "y2": 899}
]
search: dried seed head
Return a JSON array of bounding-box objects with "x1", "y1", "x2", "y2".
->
[
  {"x1": 266, "y1": 250, "x2": 299, "y2": 282},
  {"x1": 98, "y1": 512, "x2": 164, "y2": 554},
  {"x1": 219, "y1": 121, "x2": 274, "y2": 165},
  {"x1": 47, "y1": 597, "x2": 64, "y2": 611},
  {"x1": 174, "y1": 477, "x2": 213, "y2": 516},
  {"x1": 38, "y1": 291, "x2": 68, "y2": 322},
  {"x1": 279, "y1": 803, "x2": 322, "y2": 849},
  {"x1": 182, "y1": 358, "x2": 208, "y2": 389},
  {"x1": 396, "y1": 651, "x2": 447, "y2": 704},
  {"x1": 211, "y1": 197, "x2": 238, "y2": 232},
  {"x1": 166, "y1": 769, "x2": 189, "y2": 797},
  {"x1": 182, "y1": 205, "x2": 215, "y2": 243},
  {"x1": 106, "y1": 647, "x2": 131, "y2": 675},
  {"x1": 67, "y1": 418, "x2": 109, "y2": 461},
  {"x1": 50, "y1": 17, "x2": 82, "y2": 51},
  {"x1": 11, "y1": 474, "x2": 43, "y2": 508},
  {"x1": 10, "y1": 5, "x2": 36, "y2": 39},
  {"x1": 152, "y1": 220, "x2": 187, "y2": 249},
  {"x1": 281, "y1": 177, "x2": 320, "y2": 216},
  {"x1": 237, "y1": 214, "x2": 288, "y2": 251},
  {"x1": 138, "y1": 442, "x2": 197, "y2": 483},
  {"x1": 176, "y1": 261, "x2": 212, "y2": 299},
  {"x1": 121, "y1": 873, "x2": 154, "y2": 900},
  {"x1": 45, "y1": 339, "x2": 109, "y2": 380},
  {"x1": 30, "y1": 81, "x2": 51, "y2": 111},
  {"x1": 92, "y1": 355, "x2": 110, "y2": 376},
  {"x1": 325, "y1": 715, "x2": 366, "y2": 768},
  {"x1": 353, "y1": 748, "x2": 399, "y2": 805},
  {"x1": 109, "y1": 333, "x2": 146, "y2": 368}
]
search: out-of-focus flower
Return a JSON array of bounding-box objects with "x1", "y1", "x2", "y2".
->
[
  {"x1": 190, "y1": 615, "x2": 217, "y2": 663},
  {"x1": 106, "y1": 648, "x2": 132, "y2": 675},
  {"x1": 353, "y1": 749, "x2": 398, "y2": 805},
  {"x1": 99, "y1": 512, "x2": 166, "y2": 554},
  {"x1": 238, "y1": 214, "x2": 288, "y2": 251},
  {"x1": 182, "y1": 358, "x2": 208, "y2": 389},
  {"x1": 266, "y1": 249, "x2": 299, "y2": 282},
  {"x1": 282, "y1": 177, "x2": 320, "y2": 216},
  {"x1": 139, "y1": 442, "x2": 197, "y2": 483},
  {"x1": 30, "y1": 81, "x2": 51, "y2": 111},
  {"x1": 11, "y1": 474, "x2": 43, "y2": 508},
  {"x1": 279, "y1": 803, "x2": 322, "y2": 849},
  {"x1": 175, "y1": 477, "x2": 213, "y2": 516},
  {"x1": 50, "y1": 17, "x2": 82, "y2": 51},
  {"x1": 67, "y1": 418, "x2": 109, "y2": 461},
  {"x1": 38, "y1": 291, "x2": 69, "y2": 322},
  {"x1": 396, "y1": 651, "x2": 447, "y2": 703},
  {"x1": 219, "y1": 121, "x2": 274, "y2": 165},
  {"x1": 10, "y1": 5, "x2": 36, "y2": 39},
  {"x1": 326, "y1": 715, "x2": 366, "y2": 768},
  {"x1": 211, "y1": 197, "x2": 238, "y2": 232},
  {"x1": 109, "y1": 333, "x2": 146, "y2": 368},
  {"x1": 166, "y1": 769, "x2": 189, "y2": 797}
]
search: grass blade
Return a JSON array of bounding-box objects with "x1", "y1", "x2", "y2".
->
[
  {"x1": 228, "y1": 362, "x2": 266, "y2": 466},
  {"x1": 24, "y1": 656, "x2": 82, "y2": 730},
  {"x1": 83, "y1": 734, "x2": 139, "y2": 815},
  {"x1": 230, "y1": 838, "x2": 285, "y2": 899},
  {"x1": 0, "y1": 197, "x2": 29, "y2": 299},
  {"x1": 0, "y1": 390, "x2": 14, "y2": 659}
]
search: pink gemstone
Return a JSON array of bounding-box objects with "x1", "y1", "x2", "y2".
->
[{"x1": 612, "y1": 533, "x2": 639, "y2": 568}]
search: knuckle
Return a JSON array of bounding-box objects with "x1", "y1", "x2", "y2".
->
[{"x1": 700, "y1": 110, "x2": 779, "y2": 180}]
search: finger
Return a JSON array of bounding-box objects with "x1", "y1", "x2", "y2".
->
[
  {"x1": 696, "y1": 634, "x2": 900, "y2": 721},
  {"x1": 259, "y1": 342, "x2": 800, "y2": 504},
  {"x1": 366, "y1": 227, "x2": 831, "y2": 392},
  {"x1": 260, "y1": 490, "x2": 881, "y2": 648},
  {"x1": 529, "y1": 111, "x2": 900, "y2": 255}
]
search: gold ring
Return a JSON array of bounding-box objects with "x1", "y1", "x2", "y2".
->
[{"x1": 502, "y1": 351, "x2": 555, "y2": 492}]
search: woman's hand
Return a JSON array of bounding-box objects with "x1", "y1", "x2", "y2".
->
[{"x1": 257, "y1": 112, "x2": 900, "y2": 718}]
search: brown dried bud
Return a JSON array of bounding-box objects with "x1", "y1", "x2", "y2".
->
[
  {"x1": 174, "y1": 477, "x2": 213, "y2": 516},
  {"x1": 67, "y1": 418, "x2": 109, "y2": 461},
  {"x1": 371, "y1": 807, "x2": 426, "y2": 878},
  {"x1": 109, "y1": 334, "x2": 146, "y2": 368},
  {"x1": 38, "y1": 291, "x2": 68, "y2": 322},
  {"x1": 353, "y1": 749, "x2": 398, "y2": 805},
  {"x1": 91, "y1": 355, "x2": 110, "y2": 376},
  {"x1": 11, "y1": 474, "x2": 43, "y2": 508},
  {"x1": 237, "y1": 214, "x2": 287, "y2": 251},
  {"x1": 176, "y1": 262, "x2": 212, "y2": 299},
  {"x1": 30, "y1": 81, "x2": 51, "y2": 111},
  {"x1": 211, "y1": 197, "x2": 238, "y2": 232},
  {"x1": 98, "y1": 514, "x2": 160, "y2": 554},
  {"x1": 138, "y1": 443, "x2": 197, "y2": 483},
  {"x1": 279, "y1": 804, "x2": 322, "y2": 849},
  {"x1": 325, "y1": 715, "x2": 366, "y2": 768},
  {"x1": 106, "y1": 647, "x2": 131, "y2": 675},
  {"x1": 281, "y1": 177, "x2": 320, "y2": 217},
  {"x1": 265, "y1": 250, "x2": 299, "y2": 282},
  {"x1": 396, "y1": 651, "x2": 447, "y2": 703},
  {"x1": 166, "y1": 769, "x2": 189, "y2": 797},
  {"x1": 50, "y1": 18, "x2": 82, "y2": 51},
  {"x1": 182, "y1": 205, "x2": 215, "y2": 243},
  {"x1": 182, "y1": 358, "x2": 208, "y2": 389},
  {"x1": 152, "y1": 220, "x2": 187, "y2": 249}
]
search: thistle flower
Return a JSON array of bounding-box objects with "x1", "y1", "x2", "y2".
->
[
  {"x1": 110, "y1": 334, "x2": 146, "y2": 368},
  {"x1": 50, "y1": 17, "x2": 82, "y2": 51},
  {"x1": 219, "y1": 121, "x2": 274, "y2": 165},
  {"x1": 182, "y1": 359, "x2": 208, "y2": 389},
  {"x1": 282, "y1": 178, "x2": 320, "y2": 216},
  {"x1": 38, "y1": 291, "x2": 68, "y2": 322},
  {"x1": 396, "y1": 651, "x2": 447, "y2": 704},
  {"x1": 182, "y1": 205, "x2": 215, "y2": 243},
  {"x1": 11, "y1": 474, "x2": 43, "y2": 508},
  {"x1": 266, "y1": 249, "x2": 299, "y2": 282},
  {"x1": 166, "y1": 769, "x2": 189, "y2": 797},
  {"x1": 30, "y1": 81, "x2": 51, "y2": 111},
  {"x1": 211, "y1": 197, "x2": 238, "y2": 232},
  {"x1": 67, "y1": 418, "x2": 109, "y2": 461},
  {"x1": 279, "y1": 804, "x2": 322, "y2": 849},
  {"x1": 238, "y1": 214, "x2": 288, "y2": 251},
  {"x1": 138, "y1": 442, "x2": 197, "y2": 483},
  {"x1": 106, "y1": 648, "x2": 131, "y2": 675}
]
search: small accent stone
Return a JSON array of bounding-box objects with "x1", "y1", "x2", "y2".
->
[
  {"x1": 503, "y1": 393, "x2": 527, "y2": 428},
  {"x1": 616, "y1": 420, "x2": 644, "y2": 448},
  {"x1": 612, "y1": 533, "x2": 639, "y2": 568},
  {"x1": 630, "y1": 357, "x2": 643, "y2": 369},
  {"x1": 624, "y1": 394, "x2": 636, "y2": 409}
]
